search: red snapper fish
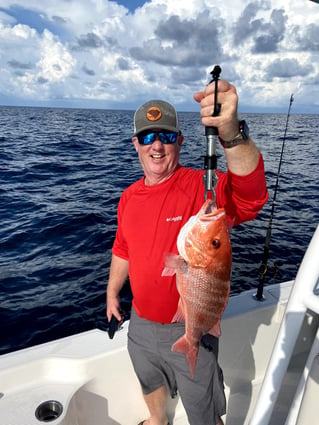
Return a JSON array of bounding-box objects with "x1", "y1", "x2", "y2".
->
[{"x1": 162, "y1": 199, "x2": 232, "y2": 378}]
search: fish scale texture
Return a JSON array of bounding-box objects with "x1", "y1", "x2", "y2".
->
[{"x1": 177, "y1": 266, "x2": 230, "y2": 339}]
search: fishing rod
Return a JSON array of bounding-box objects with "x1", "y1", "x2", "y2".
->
[
  {"x1": 255, "y1": 93, "x2": 294, "y2": 301},
  {"x1": 203, "y1": 65, "x2": 221, "y2": 202}
]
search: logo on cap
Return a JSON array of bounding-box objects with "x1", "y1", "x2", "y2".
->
[{"x1": 146, "y1": 106, "x2": 162, "y2": 122}]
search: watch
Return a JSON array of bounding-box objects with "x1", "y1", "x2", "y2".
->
[{"x1": 219, "y1": 120, "x2": 250, "y2": 149}]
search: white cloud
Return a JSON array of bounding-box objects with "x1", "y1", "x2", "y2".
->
[
  {"x1": 38, "y1": 30, "x2": 75, "y2": 82},
  {"x1": 0, "y1": 0, "x2": 318, "y2": 112}
]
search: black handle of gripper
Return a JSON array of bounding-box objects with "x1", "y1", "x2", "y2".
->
[{"x1": 205, "y1": 65, "x2": 222, "y2": 136}]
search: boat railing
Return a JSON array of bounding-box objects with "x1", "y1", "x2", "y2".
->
[{"x1": 249, "y1": 225, "x2": 319, "y2": 425}]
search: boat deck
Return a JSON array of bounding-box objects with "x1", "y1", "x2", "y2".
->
[
  {"x1": 1, "y1": 280, "x2": 318, "y2": 425},
  {"x1": 1, "y1": 222, "x2": 319, "y2": 425}
]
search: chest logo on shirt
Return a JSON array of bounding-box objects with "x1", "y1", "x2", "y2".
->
[{"x1": 166, "y1": 215, "x2": 182, "y2": 222}]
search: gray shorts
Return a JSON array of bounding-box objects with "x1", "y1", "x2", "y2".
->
[{"x1": 127, "y1": 309, "x2": 226, "y2": 425}]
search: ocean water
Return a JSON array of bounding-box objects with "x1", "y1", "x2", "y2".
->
[{"x1": 0, "y1": 106, "x2": 318, "y2": 355}]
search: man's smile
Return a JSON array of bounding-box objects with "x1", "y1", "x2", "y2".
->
[{"x1": 151, "y1": 153, "x2": 165, "y2": 159}]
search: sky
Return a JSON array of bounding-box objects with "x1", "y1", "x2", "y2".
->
[{"x1": 0, "y1": 0, "x2": 319, "y2": 113}]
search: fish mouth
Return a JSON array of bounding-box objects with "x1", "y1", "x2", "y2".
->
[
  {"x1": 200, "y1": 200, "x2": 225, "y2": 222},
  {"x1": 204, "y1": 200, "x2": 216, "y2": 214}
]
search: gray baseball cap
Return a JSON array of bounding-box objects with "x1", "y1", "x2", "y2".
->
[{"x1": 133, "y1": 100, "x2": 180, "y2": 136}]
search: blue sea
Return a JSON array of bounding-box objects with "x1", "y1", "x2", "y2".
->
[{"x1": 0, "y1": 106, "x2": 318, "y2": 355}]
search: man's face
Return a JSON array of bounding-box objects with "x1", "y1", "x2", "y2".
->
[{"x1": 132, "y1": 130, "x2": 184, "y2": 185}]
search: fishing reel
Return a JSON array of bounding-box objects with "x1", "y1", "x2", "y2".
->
[{"x1": 258, "y1": 260, "x2": 283, "y2": 279}]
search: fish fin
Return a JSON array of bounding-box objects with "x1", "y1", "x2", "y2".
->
[
  {"x1": 227, "y1": 216, "x2": 235, "y2": 232},
  {"x1": 161, "y1": 266, "x2": 176, "y2": 277},
  {"x1": 172, "y1": 336, "x2": 198, "y2": 379},
  {"x1": 161, "y1": 253, "x2": 184, "y2": 277},
  {"x1": 171, "y1": 299, "x2": 185, "y2": 323},
  {"x1": 208, "y1": 320, "x2": 222, "y2": 338}
]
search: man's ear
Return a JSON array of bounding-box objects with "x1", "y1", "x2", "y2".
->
[
  {"x1": 178, "y1": 134, "x2": 184, "y2": 146},
  {"x1": 132, "y1": 137, "x2": 139, "y2": 152}
]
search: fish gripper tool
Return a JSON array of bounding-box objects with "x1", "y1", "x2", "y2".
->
[{"x1": 203, "y1": 65, "x2": 221, "y2": 203}]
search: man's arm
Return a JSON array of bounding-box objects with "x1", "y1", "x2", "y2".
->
[
  {"x1": 194, "y1": 80, "x2": 260, "y2": 176},
  {"x1": 106, "y1": 254, "x2": 129, "y2": 322},
  {"x1": 195, "y1": 79, "x2": 268, "y2": 225},
  {"x1": 223, "y1": 140, "x2": 260, "y2": 176}
]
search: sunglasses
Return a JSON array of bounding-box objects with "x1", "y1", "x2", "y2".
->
[{"x1": 137, "y1": 130, "x2": 179, "y2": 145}]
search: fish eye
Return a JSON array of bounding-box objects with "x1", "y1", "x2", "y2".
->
[{"x1": 212, "y1": 239, "x2": 220, "y2": 248}]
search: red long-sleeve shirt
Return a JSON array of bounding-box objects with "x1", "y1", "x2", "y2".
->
[{"x1": 112, "y1": 154, "x2": 268, "y2": 323}]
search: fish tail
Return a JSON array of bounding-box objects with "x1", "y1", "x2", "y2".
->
[
  {"x1": 208, "y1": 319, "x2": 222, "y2": 338},
  {"x1": 172, "y1": 336, "x2": 198, "y2": 378}
]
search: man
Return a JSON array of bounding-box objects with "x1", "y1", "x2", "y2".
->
[{"x1": 106, "y1": 79, "x2": 268, "y2": 425}]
